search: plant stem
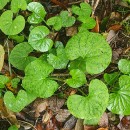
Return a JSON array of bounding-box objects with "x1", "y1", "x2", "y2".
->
[
  {"x1": 51, "y1": 73, "x2": 70, "y2": 77},
  {"x1": 77, "y1": 88, "x2": 87, "y2": 96},
  {"x1": 50, "y1": 77, "x2": 65, "y2": 82}
]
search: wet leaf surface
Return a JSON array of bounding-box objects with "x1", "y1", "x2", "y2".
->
[{"x1": 0, "y1": 10, "x2": 25, "y2": 35}]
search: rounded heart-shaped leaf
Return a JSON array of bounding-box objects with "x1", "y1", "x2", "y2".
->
[
  {"x1": 72, "y1": 3, "x2": 92, "y2": 23},
  {"x1": 67, "y1": 79, "x2": 109, "y2": 121},
  {"x1": 11, "y1": 0, "x2": 27, "y2": 13},
  {"x1": 27, "y1": 2, "x2": 46, "y2": 24},
  {"x1": 66, "y1": 69, "x2": 86, "y2": 88},
  {"x1": 47, "y1": 44, "x2": 69, "y2": 69},
  {"x1": 47, "y1": 16, "x2": 62, "y2": 31},
  {"x1": 4, "y1": 90, "x2": 36, "y2": 112},
  {"x1": 65, "y1": 31, "x2": 112, "y2": 74},
  {"x1": 28, "y1": 26, "x2": 53, "y2": 52},
  {"x1": 104, "y1": 72, "x2": 120, "y2": 86},
  {"x1": 59, "y1": 11, "x2": 75, "y2": 27},
  {"x1": 22, "y1": 59, "x2": 59, "y2": 98},
  {"x1": 9, "y1": 42, "x2": 36, "y2": 70},
  {"x1": 0, "y1": 10, "x2": 25, "y2": 35},
  {"x1": 118, "y1": 59, "x2": 130, "y2": 74},
  {"x1": 0, "y1": 45, "x2": 5, "y2": 71},
  {"x1": 108, "y1": 75, "x2": 130, "y2": 115},
  {"x1": 0, "y1": 0, "x2": 10, "y2": 10}
]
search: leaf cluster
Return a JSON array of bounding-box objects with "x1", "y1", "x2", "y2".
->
[{"x1": 1, "y1": 1, "x2": 129, "y2": 127}]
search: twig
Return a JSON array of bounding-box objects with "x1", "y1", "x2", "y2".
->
[
  {"x1": 58, "y1": 82, "x2": 66, "y2": 89},
  {"x1": 18, "y1": 120, "x2": 37, "y2": 130},
  {"x1": 5, "y1": 38, "x2": 12, "y2": 76},
  {"x1": 17, "y1": 75, "x2": 23, "y2": 79},
  {"x1": 92, "y1": 0, "x2": 100, "y2": 16}
]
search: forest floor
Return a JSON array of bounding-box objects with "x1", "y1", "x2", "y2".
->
[{"x1": 0, "y1": 0, "x2": 130, "y2": 130}]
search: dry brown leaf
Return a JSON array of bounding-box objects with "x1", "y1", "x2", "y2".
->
[
  {"x1": 91, "y1": 16, "x2": 99, "y2": 33},
  {"x1": 33, "y1": 99, "x2": 48, "y2": 117},
  {"x1": 42, "y1": 111, "x2": 53, "y2": 124},
  {"x1": 97, "y1": 128, "x2": 108, "y2": 130},
  {"x1": 99, "y1": 113, "x2": 108, "y2": 127},
  {"x1": 0, "y1": 98, "x2": 20, "y2": 127},
  {"x1": 120, "y1": 116, "x2": 130, "y2": 130},
  {"x1": 75, "y1": 119, "x2": 84, "y2": 130},
  {"x1": 84, "y1": 125, "x2": 97, "y2": 130},
  {"x1": 63, "y1": 116, "x2": 77, "y2": 130},
  {"x1": 0, "y1": 45, "x2": 5, "y2": 71},
  {"x1": 112, "y1": 48, "x2": 122, "y2": 62},
  {"x1": 106, "y1": 30, "x2": 116, "y2": 43},
  {"x1": 45, "y1": 118, "x2": 59, "y2": 130},
  {"x1": 107, "y1": 24, "x2": 122, "y2": 32},
  {"x1": 55, "y1": 109, "x2": 70, "y2": 122},
  {"x1": 66, "y1": 26, "x2": 77, "y2": 36},
  {"x1": 35, "y1": 123, "x2": 43, "y2": 130},
  {"x1": 48, "y1": 96, "x2": 65, "y2": 112}
]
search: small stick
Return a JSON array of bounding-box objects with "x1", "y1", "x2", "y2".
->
[
  {"x1": 92, "y1": 0, "x2": 100, "y2": 16},
  {"x1": 18, "y1": 120, "x2": 37, "y2": 130},
  {"x1": 5, "y1": 39, "x2": 12, "y2": 76}
]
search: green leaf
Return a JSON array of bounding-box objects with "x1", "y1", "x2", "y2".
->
[
  {"x1": 11, "y1": 0, "x2": 27, "y2": 13},
  {"x1": 0, "y1": 10, "x2": 25, "y2": 35},
  {"x1": 9, "y1": 42, "x2": 36, "y2": 70},
  {"x1": 118, "y1": 59, "x2": 130, "y2": 74},
  {"x1": 59, "y1": 11, "x2": 75, "y2": 27},
  {"x1": 79, "y1": 18, "x2": 96, "y2": 30},
  {"x1": 4, "y1": 90, "x2": 36, "y2": 112},
  {"x1": 9, "y1": 35, "x2": 24, "y2": 43},
  {"x1": 47, "y1": 43, "x2": 69, "y2": 69},
  {"x1": 67, "y1": 79, "x2": 109, "y2": 122},
  {"x1": 25, "y1": 0, "x2": 32, "y2": 3},
  {"x1": 0, "y1": 75, "x2": 10, "y2": 88},
  {"x1": 108, "y1": 75, "x2": 130, "y2": 115},
  {"x1": 47, "y1": 16, "x2": 62, "y2": 31},
  {"x1": 66, "y1": 69, "x2": 86, "y2": 88},
  {"x1": 72, "y1": 3, "x2": 92, "y2": 23},
  {"x1": 22, "y1": 59, "x2": 59, "y2": 98},
  {"x1": 0, "y1": 45, "x2": 5, "y2": 71},
  {"x1": 68, "y1": 57, "x2": 86, "y2": 73},
  {"x1": 0, "y1": 0, "x2": 10, "y2": 10},
  {"x1": 27, "y1": 2, "x2": 46, "y2": 24},
  {"x1": 104, "y1": 72, "x2": 120, "y2": 86},
  {"x1": 65, "y1": 31, "x2": 112, "y2": 74},
  {"x1": 28, "y1": 26, "x2": 53, "y2": 52},
  {"x1": 84, "y1": 118, "x2": 100, "y2": 125},
  {"x1": 8, "y1": 125, "x2": 18, "y2": 130},
  {"x1": 11, "y1": 78, "x2": 20, "y2": 88}
]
